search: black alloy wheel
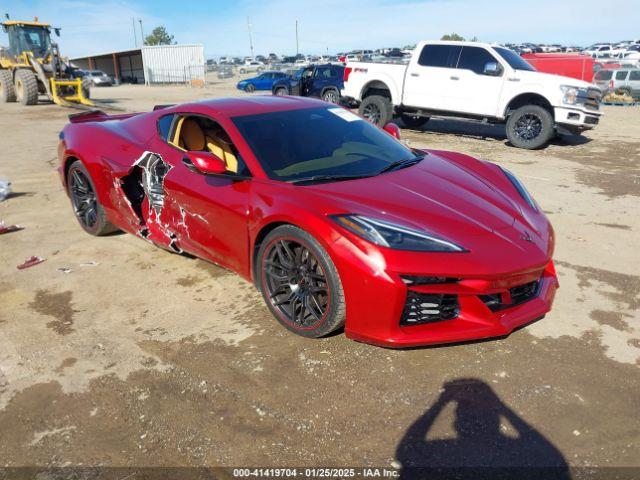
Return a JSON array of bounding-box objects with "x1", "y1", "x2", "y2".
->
[
  {"x1": 257, "y1": 225, "x2": 346, "y2": 338},
  {"x1": 69, "y1": 167, "x2": 99, "y2": 230}
]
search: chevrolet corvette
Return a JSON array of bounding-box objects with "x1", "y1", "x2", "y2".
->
[{"x1": 58, "y1": 96, "x2": 558, "y2": 347}]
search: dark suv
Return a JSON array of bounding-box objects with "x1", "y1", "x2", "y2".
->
[{"x1": 272, "y1": 64, "x2": 344, "y2": 103}]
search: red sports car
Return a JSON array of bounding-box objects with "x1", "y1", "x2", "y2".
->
[{"x1": 58, "y1": 96, "x2": 558, "y2": 348}]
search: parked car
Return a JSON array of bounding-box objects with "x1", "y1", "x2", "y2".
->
[
  {"x1": 610, "y1": 68, "x2": 640, "y2": 98},
  {"x1": 59, "y1": 97, "x2": 558, "y2": 347},
  {"x1": 592, "y1": 68, "x2": 616, "y2": 94},
  {"x1": 87, "y1": 70, "x2": 113, "y2": 86},
  {"x1": 584, "y1": 44, "x2": 614, "y2": 58},
  {"x1": 238, "y1": 61, "x2": 265, "y2": 74},
  {"x1": 342, "y1": 41, "x2": 602, "y2": 149},
  {"x1": 237, "y1": 71, "x2": 289, "y2": 92},
  {"x1": 217, "y1": 66, "x2": 235, "y2": 80},
  {"x1": 272, "y1": 64, "x2": 344, "y2": 103}
]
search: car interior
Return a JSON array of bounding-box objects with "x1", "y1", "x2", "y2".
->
[{"x1": 169, "y1": 115, "x2": 244, "y2": 174}]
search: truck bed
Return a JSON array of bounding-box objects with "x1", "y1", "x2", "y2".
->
[{"x1": 342, "y1": 61, "x2": 408, "y2": 104}]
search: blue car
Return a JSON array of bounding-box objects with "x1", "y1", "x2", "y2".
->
[
  {"x1": 271, "y1": 64, "x2": 344, "y2": 103},
  {"x1": 237, "y1": 71, "x2": 289, "y2": 93}
]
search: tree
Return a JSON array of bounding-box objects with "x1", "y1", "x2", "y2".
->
[
  {"x1": 440, "y1": 33, "x2": 465, "y2": 41},
  {"x1": 145, "y1": 26, "x2": 175, "y2": 46}
]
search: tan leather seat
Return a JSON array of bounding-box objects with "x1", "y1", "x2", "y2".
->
[
  {"x1": 204, "y1": 129, "x2": 239, "y2": 173},
  {"x1": 176, "y1": 117, "x2": 239, "y2": 173},
  {"x1": 180, "y1": 118, "x2": 206, "y2": 151}
]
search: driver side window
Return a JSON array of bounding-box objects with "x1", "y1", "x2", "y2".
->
[
  {"x1": 162, "y1": 114, "x2": 249, "y2": 176},
  {"x1": 457, "y1": 47, "x2": 502, "y2": 76}
]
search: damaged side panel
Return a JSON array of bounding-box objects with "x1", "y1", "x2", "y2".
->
[{"x1": 113, "y1": 151, "x2": 183, "y2": 252}]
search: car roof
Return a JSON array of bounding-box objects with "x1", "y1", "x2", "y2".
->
[{"x1": 168, "y1": 96, "x2": 329, "y2": 118}]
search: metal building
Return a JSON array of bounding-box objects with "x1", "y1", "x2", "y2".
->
[{"x1": 71, "y1": 44, "x2": 205, "y2": 85}]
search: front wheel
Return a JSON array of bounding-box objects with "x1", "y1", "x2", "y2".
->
[
  {"x1": 358, "y1": 95, "x2": 393, "y2": 127},
  {"x1": 274, "y1": 87, "x2": 287, "y2": 96},
  {"x1": 505, "y1": 105, "x2": 554, "y2": 149},
  {"x1": 245, "y1": 83, "x2": 256, "y2": 93},
  {"x1": 257, "y1": 225, "x2": 346, "y2": 338},
  {"x1": 15, "y1": 69, "x2": 39, "y2": 105}
]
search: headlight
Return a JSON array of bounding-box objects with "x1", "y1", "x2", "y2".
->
[
  {"x1": 499, "y1": 167, "x2": 538, "y2": 212},
  {"x1": 330, "y1": 214, "x2": 466, "y2": 252},
  {"x1": 560, "y1": 85, "x2": 588, "y2": 105}
]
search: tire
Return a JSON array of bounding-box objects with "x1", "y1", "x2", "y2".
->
[
  {"x1": 81, "y1": 80, "x2": 91, "y2": 100},
  {"x1": 505, "y1": 105, "x2": 554, "y2": 150},
  {"x1": 358, "y1": 94, "x2": 393, "y2": 127},
  {"x1": 66, "y1": 160, "x2": 118, "y2": 236},
  {"x1": 321, "y1": 88, "x2": 340, "y2": 104},
  {"x1": 401, "y1": 113, "x2": 429, "y2": 129},
  {"x1": 239, "y1": 68, "x2": 246, "y2": 74},
  {"x1": 0, "y1": 70, "x2": 16, "y2": 102},
  {"x1": 14, "y1": 69, "x2": 39, "y2": 105},
  {"x1": 274, "y1": 87, "x2": 287, "y2": 96},
  {"x1": 245, "y1": 83, "x2": 256, "y2": 93},
  {"x1": 257, "y1": 225, "x2": 346, "y2": 338}
]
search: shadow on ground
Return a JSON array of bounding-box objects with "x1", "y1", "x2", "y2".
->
[{"x1": 396, "y1": 379, "x2": 570, "y2": 480}]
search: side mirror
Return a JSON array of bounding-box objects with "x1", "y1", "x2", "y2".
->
[
  {"x1": 483, "y1": 62, "x2": 501, "y2": 76},
  {"x1": 183, "y1": 151, "x2": 227, "y2": 175},
  {"x1": 383, "y1": 122, "x2": 401, "y2": 140}
]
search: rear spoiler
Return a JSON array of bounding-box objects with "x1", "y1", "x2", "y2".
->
[{"x1": 68, "y1": 109, "x2": 141, "y2": 124}]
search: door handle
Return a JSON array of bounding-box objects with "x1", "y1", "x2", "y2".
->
[
  {"x1": 450, "y1": 76, "x2": 459, "y2": 80},
  {"x1": 410, "y1": 73, "x2": 419, "y2": 77}
]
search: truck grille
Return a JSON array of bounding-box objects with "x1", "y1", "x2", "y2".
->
[
  {"x1": 480, "y1": 280, "x2": 541, "y2": 312},
  {"x1": 400, "y1": 292, "x2": 459, "y2": 326},
  {"x1": 584, "y1": 87, "x2": 601, "y2": 111}
]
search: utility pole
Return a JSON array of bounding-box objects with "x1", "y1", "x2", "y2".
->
[
  {"x1": 132, "y1": 17, "x2": 137, "y2": 47},
  {"x1": 295, "y1": 19, "x2": 299, "y2": 56},
  {"x1": 247, "y1": 17, "x2": 254, "y2": 59},
  {"x1": 138, "y1": 18, "x2": 145, "y2": 46}
]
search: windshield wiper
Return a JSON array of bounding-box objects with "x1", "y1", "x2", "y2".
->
[
  {"x1": 377, "y1": 154, "x2": 425, "y2": 175},
  {"x1": 290, "y1": 174, "x2": 373, "y2": 185}
]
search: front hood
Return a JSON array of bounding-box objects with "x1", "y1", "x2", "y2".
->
[
  {"x1": 513, "y1": 69, "x2": 594, "y2": 89},
  {"x1": 299, "y1": 151, "x2": 551, "y2": 259}
]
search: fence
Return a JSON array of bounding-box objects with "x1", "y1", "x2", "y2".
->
[{"x1": 144, "y1": 65, "x2": 206, "y2": 85}]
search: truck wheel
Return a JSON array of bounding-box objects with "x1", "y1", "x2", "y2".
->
[
  {"x1": 359, "y1": 95, "x2": 392, "y2": 127},
  {"x1": 401, "y1": 113, "x2": 429, "y2": 129},
  {"x1": 506, "y1": 105, "x2": 553, "y2": 149},
  {"x1": 0, "y1": 70, "x2": 16, "y2": 102},
  {"x1": 15, "y1": 69, "x2": 39, "y2": 105},
  {"x1": 322, "y1": 88, "x2": 340, "y2": 104}
]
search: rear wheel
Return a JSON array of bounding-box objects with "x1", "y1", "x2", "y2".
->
[
  {"x1": 14, "y1": 69, "x2": 39, "y2": 105},
  {"x1": 401, "y1": 113, "x2": 429, "y2": 129},
  {"x1": 321, "y1": 88, "x2": 340, "y2": 104},
  {"x1": 359, "y1": 94, "x2": 393, "y2": 127},
  {"x1": 245, "y1": 83, "x2": 255, "y2": 93},
  {"x1": 0, "y1": 70, "x2": 16, "y2": 102},
  {"x1": 506, "y1": 105, "x2": 554, "y2": 149},
  {"x1": 257, "y1": 225, "x2": 346, "y2": 338},
  {"x1": 66, "y1": 160, "x2": 118, "y2": 236}
]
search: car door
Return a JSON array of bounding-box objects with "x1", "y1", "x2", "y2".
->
[
  {"x1": 144, "y1": 112, "x2": 252, "y2": 274},
  {"x1": 309, "y1": 67, "x2": 330, "y2": 97},
  {"x1": 629, "y1": 70, "x2": 640, "y2": 97},
  {"x1": 450, "y1": 46, "x2": 506, "y2": 117},
  {"x1": 403, "y1": 44, "x2": 462, "y2": 111}
]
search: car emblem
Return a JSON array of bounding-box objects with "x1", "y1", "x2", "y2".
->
[{"x1": 521, "y1": 231, "x2": 534, "y2": 243}]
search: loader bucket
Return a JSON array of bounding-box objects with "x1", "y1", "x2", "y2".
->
[{"x1": 49, "y1": 78, "x2": 94, "y2": 107}]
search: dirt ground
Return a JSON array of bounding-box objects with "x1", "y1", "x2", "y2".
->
[{"x1": 0, "y1": 76, "x2": 639, "y2": 474}]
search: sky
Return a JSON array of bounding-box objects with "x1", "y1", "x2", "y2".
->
[{"x1": 2, "y1": 0, "x2": 639, "y2": 58}]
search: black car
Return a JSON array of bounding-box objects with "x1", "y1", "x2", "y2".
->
[{"x1": 271, "y1": 64, "x2": 344, "y2": 104}]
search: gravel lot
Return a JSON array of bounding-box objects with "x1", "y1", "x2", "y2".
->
[{"x1": 0, "y1": 76, "x2": 639, "y2": 473}]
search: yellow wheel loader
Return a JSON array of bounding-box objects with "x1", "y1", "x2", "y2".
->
[{"x1": 0, "y1": 19, "x2": 94, "y2": 107}]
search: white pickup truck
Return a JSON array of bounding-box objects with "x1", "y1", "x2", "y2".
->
[{"x1": 341, "y1": 41, "x2": 603, "y2": 149}]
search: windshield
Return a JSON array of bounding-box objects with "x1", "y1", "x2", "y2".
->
[
  {"x1": 232, "y1": 107, "x2": 419, "y2": 182},
  {"x1": 494, "y1": 47, "x2": 536, "y2": 72},
  {"x1": 16, "y1": 26, "x2": 51, "y2": 57}
]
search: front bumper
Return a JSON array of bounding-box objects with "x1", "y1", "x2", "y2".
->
[
  {"x1": 554, "y1": 106, "x2": 602, "y2": 132},
  {"x1": 330, "y1": 236, "x2": 558, "y2": 348}
]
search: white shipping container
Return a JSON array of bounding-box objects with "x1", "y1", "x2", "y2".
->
[{"x1": 141, "y1": 44, "x2": 205, "y2": 84}]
